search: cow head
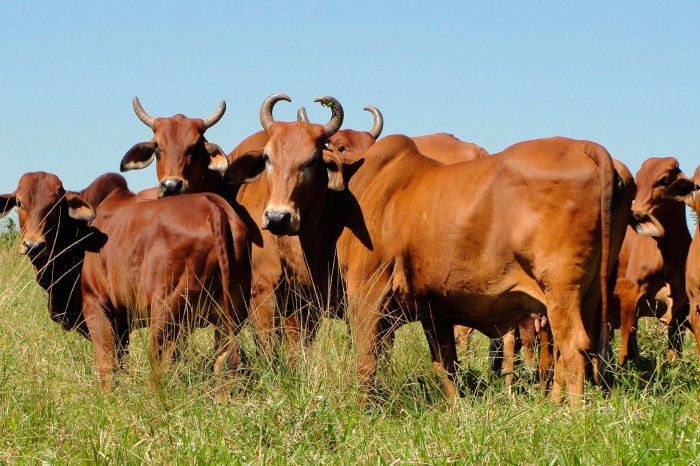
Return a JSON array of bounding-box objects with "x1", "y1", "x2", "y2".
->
[
  {"x1": 120, "y1": 97, "x2": 228, "y2": 197},
  {"x1": 298, "y1": 105, "x2": 382, "y2": 158},
  {"x1": 225, "y1": 94, "x2": 344, "y2": 236},
  {"x1": 1, "y1": 172, "x2": 94, "y2": 259},
  {"x1": 629, "y1": 157, "x2": 685, "y2": 237}
]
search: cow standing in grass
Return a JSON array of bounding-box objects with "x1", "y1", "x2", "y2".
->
[
  {"x1": 611, "y1": 157, "x2": 691, "y2": 366},
  {"x1": 227, "y1": 94, "x2": 632, "y2": 404},
  {"x1": 1, "y1": 172, "x2": 252, "y2": 400}
]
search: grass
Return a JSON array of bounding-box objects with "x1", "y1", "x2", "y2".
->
[{"x1": 0, "y1": 238, "x2": 699, "y2": 465}]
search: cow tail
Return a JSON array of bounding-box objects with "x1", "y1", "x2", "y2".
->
[
  {"x1": 585, "y1": 143, "x2": 615, "y2": 386},
  {"x1": 209, "y1": 204, "x2": 235, "y2": 329}
]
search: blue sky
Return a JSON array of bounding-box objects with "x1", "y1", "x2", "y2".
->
[{"x1": 2, "y1": 2, "x2": 699, "y2": 202}]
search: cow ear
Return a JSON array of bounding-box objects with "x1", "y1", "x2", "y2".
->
[
  {"x1": 65, "y1": 193, "x2": 96, "y2": 222},
  {"x1": 206, "y1": 142, "x2": 229, "y2": 173},
  {"x1": 0, "y1": 193, "x2": 16, "y2": 217},
  {"x1": 665, "y1": 177, "x2": 696, "y2": 208},
  {"x1": 224, "y1": 150, "x2": 266, "y2": 184},
  {"x1": 630, "y1": 210, "x2": 665, "y2": 237},
  {"x1": 120, "y1": 142, "x2": 156, "y2": 172},
  {"x1": 323, "y1": 150, "x2": 345, "y2": 191}
]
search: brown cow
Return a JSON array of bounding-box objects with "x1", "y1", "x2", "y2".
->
[
  {"x1": 227, "y1": 95, "x2": 629, "y2": 405},
  {"x1": 611, "y1": 157, "x2": 691, "y2": 366},
  {"x1": 119, "y1": 98, "x2": 286, "y2": 356},
  {"x1": 665, "y1": 166, "x2": 700, "y2": 363},
  {"x1": 1, "y1": 172, "x2": 252, "y2": 400},
  {"x1": 304, "y1": 104, "x2": 554, "y2": 388},
  {"x1": 121, "y1": 97, "x2": 228, "y2": 198}
]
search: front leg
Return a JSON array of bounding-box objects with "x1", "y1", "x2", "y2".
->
[{"x1": 83, "y1": 295, "x2": 117, "y2": 389}]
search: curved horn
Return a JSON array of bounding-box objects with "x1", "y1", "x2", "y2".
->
[
  {"x1": 313, "y1": 96, "x2": 344, "y2": 138},
  {"x1": 296, "y1": 106, "x2": 310, "y2": 122},
  {"x1": 363, "y1": 105, "x2": 383, "y2": 140},
  {"x1": 202, "y1": 100, "x2": 227, "y2": 130},
  {"x1": 260, "y1": 93, "x2": 291, "y2": 132},
  {"x1": 133, "y1": 96, "x2": 155, "y2": 130}
]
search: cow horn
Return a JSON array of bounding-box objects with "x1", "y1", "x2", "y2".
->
[
  {"x1": 133, "y1": 96, "x2": 155, "y2": 130},
  {"x1": 296, "y1": 106, "x2": 310, "y2": 122},
  {"x1": 313, "y1": 96, "x2": 344, "y2": 138},
  {"x1": 260, "y1": 93, "x2": 291, "y2": 132},
  {"x1": 202, "y1": 100, "x2": 227, "y2": 130},
  {"x1": 363, "y1": 105, "x2": 383, "y2": 140}
]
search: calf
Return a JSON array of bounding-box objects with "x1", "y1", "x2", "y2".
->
[
  {"x1": 657, "y1": 166, "x2": 700, "y2": 364},
  {"x1": 1, "y1": 172, "x2": 252, "y2": 400},
  {"x1": 611, "y1": 157, "x2": 690, "y2": 365}
]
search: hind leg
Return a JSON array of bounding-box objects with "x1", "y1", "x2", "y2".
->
[
  {"x1": 421, "y1": 312, "x2": 459, "y2": 400},
  {"x1": 547, "y1": 286, "x2": 589, "y2": 406}
]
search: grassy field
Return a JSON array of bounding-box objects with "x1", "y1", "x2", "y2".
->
[{"x1": 1, "y1": 232, "x2": 699, "y2": 465}]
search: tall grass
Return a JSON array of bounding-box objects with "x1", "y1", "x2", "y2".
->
[{"x1": 0, "y1": 241, "x2": 699, "y2": 464}]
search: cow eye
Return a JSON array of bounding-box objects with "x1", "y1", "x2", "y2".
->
[
  {"x1": 338, "y1": 145, "x2": 346, "y2": 153},
  {"x1": 15, "y1": 199, "x2": 21, "y2": 209},
  {"x1": 154, "y1": 143, "x2": 161, "y2": 159},
  {"x1": 262, "y1": 152, "x2": 269, "y2": 162},
  {"x1": 657, "y1": 176, "x2": 670, "y2": 187}
]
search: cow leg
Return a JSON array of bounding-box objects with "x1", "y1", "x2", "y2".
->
[
  {"x1": 454, "y1": 325, "x2": 474, "y2": 350},
  {"x1": 538, "y1": 325, "x2": 554, "y2": 392},
  {"x1": 501, "y1": 328, "x2": 518, "y2": 387},
  {"x1": 346, "y1": 276, "x2": 392, "y2": 404},
  {"x1": 83, "y1": 296, "x2": 117, "y2": 389},
  {"x1": 618, "y1": 292, "x2": 640, "y2": 366},
  {"x1": 421, "y1": 314, "x2": 459, "y2": 400},
  {"x1": 547, "y1": 286, "x2": 588, "y2": 406},
  {"x1": 212, "y1": 325, "x2": 240, "y2": 403},
  {"x1": 666, "y1": 297, "x2": 688, "y2": 361},
  {"x1": 248, "y1": 276, "x2": 278, "y2": 359},
  {"x1": 488, "y1": 338, "x2": 504, "y2": 374},
  {"x1": 690, "y1": 299, "x2": 700, "y2": 365},
  {"x1": 115, "y1": 321, "x2": 130, "y2": 371},
  {"x1": 519, "y1": 322, "x2": 538, "y2": 374}
]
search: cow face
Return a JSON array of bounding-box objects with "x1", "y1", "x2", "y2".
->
[
  {"x1": 120, "y1": 97, "x2": 227, "y2": 198},
  {"x1": 629, "y1": 157, "x2": 684, "y2": 237},
  {"x1": 301, "y1": 105, "x2": 382, "y2": 159},
  {"x1": 225, "y1": 94, "x2": 344, "y2": 236},
  {"x1": 1, "y1": 172, "x2": 94, "y2": 259}
]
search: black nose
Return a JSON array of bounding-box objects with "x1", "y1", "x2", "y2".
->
[
  {"x1": 23, "y1": 241, "x2": 46, "y2": 257},
  {"x1": 160, "y1": 178, "x2": 184, "y2": 197},
  {"x1": 264, "y1": 210, "x2": 292, "y2": 233}
]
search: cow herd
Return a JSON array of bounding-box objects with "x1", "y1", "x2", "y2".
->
[{"x1": 2, "y1": 94, "x2": 699, "y2": 406}]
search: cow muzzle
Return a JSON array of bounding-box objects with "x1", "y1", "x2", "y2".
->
[
  {"x1": 262, "y1": 208, "x2": 299, "y2": 236},
  {"x1": 159, "y1": 177, "x2": 188, "y2": 197},
  {"x1": 22, "y1": 240, "x2": 47, "y2": 258}
]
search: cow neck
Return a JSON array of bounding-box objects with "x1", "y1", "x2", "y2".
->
[
  {"x1": 297, "y1": 187, "x2": 346, "y2": 287},
  {"x1": 654, "y1": 201, "x2": 692, "y2": 257},
  {"x1": 32, "y1": 215, "x2": 90, "y2": 334}
]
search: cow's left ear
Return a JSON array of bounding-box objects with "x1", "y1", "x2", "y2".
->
[
  {"x1": 665, "y1": 176, "x2": 696, "y2": 208},
  {"x1": 323, "y1": 150, "x2": 345, "y2": 191},
  {"x1": 0, "y1": 193, "x2": 16, "y2": 217},
  {"x1": 206, "y1": 142, "x2": 228, "y2": 173},
  {"x1": 65, "y1": 193, "x2": 96, "y2": 222}
]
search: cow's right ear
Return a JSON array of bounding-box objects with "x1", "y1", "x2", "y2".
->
[
  {"x1": 224, "y1": 150, "x2": 266, "y2": 184},
  {"x1": 0, "y1": 193, "x2": 16, "y2": 217},
  {"x1": 665, "y1": 177, "x2": 697, "y2": 209},
  {"x1": 120, "y1": 142, "x2": 156, "y2": 172},
  {"x1": 65, "y1": 193, "x2": 96, "y2": 222}
]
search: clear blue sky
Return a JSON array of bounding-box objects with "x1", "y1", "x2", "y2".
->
[{"x1": 2, "y1": 2, "x2": 699, "y2": 199}]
